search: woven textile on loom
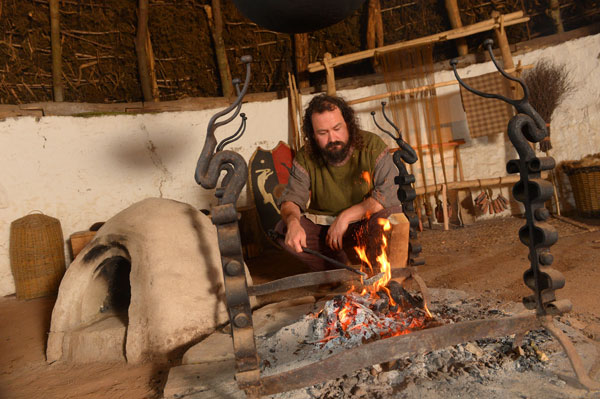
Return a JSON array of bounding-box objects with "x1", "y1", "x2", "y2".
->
[{"x1": 459, "y1": 71, "x2": 514, "y2": 138}]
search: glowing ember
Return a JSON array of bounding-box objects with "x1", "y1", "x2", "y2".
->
[{"x1": 313, "y1": 291, "x2": 429, "y2": 350}]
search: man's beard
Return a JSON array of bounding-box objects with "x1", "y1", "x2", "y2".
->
[{"x1": 321, "y1": 140, "x2": 351, "y2": 164}]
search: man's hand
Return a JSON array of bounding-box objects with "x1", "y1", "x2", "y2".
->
[
  {"x1": 326, "y1": 214, "x2": 349, "y2": 251},
  {"x1": 280, "y1": 201, "x2": 306, "y2": 253},
  {"x1": 327, "y1": 197, "x2": 384, "y2": 251},
  {"x1": 285, "y1": 220, "x2": 306, "y2": 253}
]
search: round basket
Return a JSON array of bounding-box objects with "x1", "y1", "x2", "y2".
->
[
  {"x1": 9, "y1": 213, "x2": 66, "y2": 299},
  {"x1": 564, "y1": 165, "x2": 600, "y2": 218}
]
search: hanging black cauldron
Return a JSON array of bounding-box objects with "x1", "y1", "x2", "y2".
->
[{"x1": 231, "y1": 0, "x2": 367, "y2": 33}]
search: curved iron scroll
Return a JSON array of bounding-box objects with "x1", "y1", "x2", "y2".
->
[
  {"x1": 371, "y1": 102, "x2": 424, "y2": 267},
  {"x1": 194, "y1": 56, "x2": 261, "y2": 388},
  {"x1": 194, "y1": 56, "x2": 252, "y2": 205},
  {"x1": 450, "y1": 41, "x2": 570, "y2": 316}
]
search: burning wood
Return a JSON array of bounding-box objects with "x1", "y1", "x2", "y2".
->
[
  {"x1": 312, "y1": 289, "x2": 433, "y2": 350},
  {"x1": 311, "y1": 218, "x2": 435, "y2": 350}
]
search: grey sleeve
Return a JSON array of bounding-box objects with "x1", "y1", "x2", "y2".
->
[
  {"x1": 371, "y1": 150, "x2": 401, "y2": 209},
  {"x1": 277, "y1": 159, "x2": 310, "y2": 212}
]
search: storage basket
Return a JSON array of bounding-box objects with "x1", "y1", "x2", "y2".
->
[
  {"x1": 9, "y1": 213, "x2": 66, "y2": 299},
  {"x1": 564, "y1": 166, "x2": 600, "y2": 217}
]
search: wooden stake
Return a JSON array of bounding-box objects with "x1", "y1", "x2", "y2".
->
[
  {"x1": 205, "y1": 0, "x2": 234, "y2": 98},
  {"x1": 49, "y1": 0, "x2": 64, "y2": 102},
  {"x1": 294, "y1": 33, "x2": 310, "y2": 89},
  {"x1": 441, "y1": 183, "x2": 449, "y2": 231},
  {"x1": 444, "y1": 0, "x2": 468, "y2": 56},
  {"x1": 135, "y1": 0, "x2": 153, "y2": 102},
  {"x1": 288, "y1": 72, "x2": 301, "y2": 151}
]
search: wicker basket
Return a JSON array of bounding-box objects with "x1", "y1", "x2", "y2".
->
[
  {"x1": 564, "y1": 166, "x2": 600, "y2": 217},
  {"x1": 9, "y1": 213, "x2": 66, "y2": 299}
]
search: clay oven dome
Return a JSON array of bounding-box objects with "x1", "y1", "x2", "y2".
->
[{"x1": 47, "y1": 198, "x2": 253, "y2": 364}]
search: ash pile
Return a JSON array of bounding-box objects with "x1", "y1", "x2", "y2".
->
[{"x1": 260, "y1": 288, "x2": 597, "y2": 399}]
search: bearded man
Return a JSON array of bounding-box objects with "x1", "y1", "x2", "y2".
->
[{"x1": 275, "y1": 94, "x2": 402, "y2": 272}]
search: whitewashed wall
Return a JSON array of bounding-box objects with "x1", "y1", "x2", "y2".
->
[{"x1": 1, "y1": 33, "x2": 598, "y2": 296}]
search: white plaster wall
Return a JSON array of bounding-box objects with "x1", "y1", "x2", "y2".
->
[
  {"x1": 0, "y1": 99, "x2": 288, "y2": 296},
  {"x1": 1, "y1": 33, "x2": 599, "y2": 296}
]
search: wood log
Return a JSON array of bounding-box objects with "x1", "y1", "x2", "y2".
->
[
  {"x1": 387, "y1": 213, "x2": 410, "y2": 269},
  {"x1": 444, "y1": 0, "x2": 468, "y2": 56},
  {"x1": 135, "y1": 0, "x2": 153, "y2": 102},
  {"x1": 49, "y1": 0, "x2": 64, "y2": 102},
  {"x1": 294, "y1": 33, "x2": 310, "y2": 89}
]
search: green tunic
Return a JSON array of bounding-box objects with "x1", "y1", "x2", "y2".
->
[{"x1": 292, "y1": 130, "x2": 391, "y2": 216}]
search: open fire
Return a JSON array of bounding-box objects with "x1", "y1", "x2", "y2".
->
[{"x1": 313, "y1": 218, "x2": 434, "y2": 349}]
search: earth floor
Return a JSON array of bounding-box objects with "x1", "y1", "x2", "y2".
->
[{"x1": 1, "y1": 215, "x2": 599, "y2": 399}]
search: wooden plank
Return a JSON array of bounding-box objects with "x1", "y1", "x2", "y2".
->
[
  {"x1": 414, "y1": 171, "x2": 548, "y2": 195},
  {"x1": 0, "y1": 92, "x2": 280, "y2": 119},
  {"x1": 308, "y1": 11, "x2": 528, "y2": 73}
]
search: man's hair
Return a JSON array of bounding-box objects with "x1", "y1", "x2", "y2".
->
[{"x1": 302, "y1": 94, "x2": 363, "y2": 162}]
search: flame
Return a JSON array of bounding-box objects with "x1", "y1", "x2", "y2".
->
[
  {"x1": 315, "y1": 217, "x2": 432, "y2": 347},
  {"x1": 374, "y1": 218, "x2": 392, "y2": 288},
  {"x1": 361, "y1": 171, "x2": 371, "y2": 185},
  {"x1": 424, "y1": 303, "x2": 433, "y2": 318},
  {"x1": 354, "y1": 246, "x2": 373, "y2": 274}
]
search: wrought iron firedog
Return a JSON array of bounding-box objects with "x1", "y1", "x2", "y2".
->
[
  {"x1": 194, "y1": 55, "x2": 260, "y2": 387},
  {"x1": 195, "y1": 46, "x2": 599, "y2": 398},
  {"x1": 450, "y1": 38, "x2": 571, "y2": 317},
  {"x1": 371, "y1": 102, "x2": 424, "y2": 268}
]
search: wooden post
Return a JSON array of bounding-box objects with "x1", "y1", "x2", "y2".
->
[
  {"x1": 548, "y1": 0, "x2": 565, "y2": 34},
  {"x1": 294, "y1": 33, "x2": 310, "y2": 89},
  {"x1": 444, "y1": 0, "x2": 468, "y2": 56},
  {"x1": 135, "y1": 0, "x2": 154, "y2": 102},
  {"x1": 491, "y1": 11, "x2": 515, "y2": 71},
  {"x1": 205, "y1": 0, "x2": 234, "y2": 98},
  {"x1": 146, "y1": 31, "x2": 159, "y2": 101},
  {"x1": 367, "y1": 0, "x2": 384, "y2": 49},
  {"x1": 49, "y1": 0, "x2": 64, "y2": 102},
  {"x1": 323, "y1": 52, "x2": 336, "y2": 95},
  {"x1": 491, "y1": 11, "x2": 518, "y2": 102}
]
